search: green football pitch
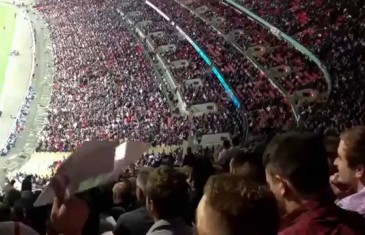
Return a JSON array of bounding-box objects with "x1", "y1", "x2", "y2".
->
[{"x1": 0, "y1": 5, "x2": 16, "y2": 98}]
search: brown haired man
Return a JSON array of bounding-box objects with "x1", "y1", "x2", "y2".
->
[
  {"x1": 332, "y1": 126, "x2": 365, "y2": 216},
  {"x1": 145, "y1": 166, "x2": 193, "y2": 235}
]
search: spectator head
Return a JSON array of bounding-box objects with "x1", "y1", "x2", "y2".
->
[
  {"x1": 136, "y1": 167, "x2": 152, "y2": 202},
  {"x1": 21, "y1": 176, "x2": 32, "y2": 191},
  {"x1": 188, "y1": 156, "x2": 214, "y2": 193},
  {"x1": 324, "y1": 135, "x2": 340, "y2": 174},
  {"x1": 335, "y1": 126, "x2": 365, "y2": 192},
  {"x1": 231, "y1": 136, "x2": 240, "y2": 147},
  {"x1": 4, "y1": 189, "x2": 21, "y2": 207},
  {"x1": 263, "y1": 132, "x2": 329, "y2": 214},
  {"x1": 187, "y1": 147, "x2": 192, "y2": 155},
  {"x1": 146, "y1": 166, "x2": 189, "y2": 221},
  {"x1": 196, "y1": 174, "x2": 279, "y2": 235},
  {"x1": 112, "y1": 180, "x2": 133, "y2": 205},
  {"x1": 10, "y1": 179, "x2": 16, "y2": 186},
  {"x1": 223, "y1": 140, "x2": 231, "y2": 149},
  {"x1": 229, "y1": 151, "x2": 265, "y2": 183}
]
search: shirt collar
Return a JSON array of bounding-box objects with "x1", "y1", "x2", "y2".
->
[{"x1": 337, "y1": 186, "x2": 365, "y2": 214}]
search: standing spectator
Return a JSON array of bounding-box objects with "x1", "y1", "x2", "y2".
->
[
  {"x1": 186, "y1": 156, "x2": 215, "y2": 223},
  {"x1": 332, "y1": 126, "x2": 365, "y2": 216},
  {"x1": 3, "y1": 179, "x2": 16, "y2": 195},
  {"x1": 115, "y1": 168, "x2": 154, "y2": 235},
  {"x1": 145, "y1": 167, "x2": 193, "y2": 235},
  {"x1": 196, "y1": 174, "x2": 279, "y2": 235},
  {"x1": 229, "y1": 136, "x2": 241, "y2": 157},
  {"x1": 217, "y1": 140, "x2": 231, "y2": 166},
  {"x1": 263, "y1": 132, "x2": 365, "y2": 234},
  {"x1": 182, "y1": 148, "x2": 195, "y2": 167}
]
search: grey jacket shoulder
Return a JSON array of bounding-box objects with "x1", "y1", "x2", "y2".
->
[
  {"x1": 147, "y1": 218, "x2": 194, "y2": 235},
  {"x1": 115, "y1": 206, "x2": 153, "y2": 235}
]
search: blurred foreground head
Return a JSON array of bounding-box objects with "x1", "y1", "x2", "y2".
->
[{"x1": 196, "y1": 174, "x2": 279, "y2": 235}]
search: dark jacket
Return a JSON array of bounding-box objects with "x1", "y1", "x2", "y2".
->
[{"x1": 115, "y1": 206, "x2": 153, "y2": 235}]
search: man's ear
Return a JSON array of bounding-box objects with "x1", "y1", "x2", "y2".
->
[
  {"x1": 275, "y1": 175, "x2": 289, "y2": 198},
  {"x1": 355, "y1": 164, "x2": 365, "y2": 179},
  {"x1": 146, "y1": 196, "x2": 153, "y2": 212}
]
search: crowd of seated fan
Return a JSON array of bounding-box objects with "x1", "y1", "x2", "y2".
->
[
  {"x1": 121, "y1": 0, "x2": 244, "y2": 137},
  {"x1": 236, "y1": 0, "x2": 365, "y2": 132},
  {"x1": 148, "y1": 0, "x2": 296, "y2": 135},
  {"x1": 3, "y1": 125, "x2": 365, "y2": 235},
  {"x1": 121, "y1": 1, "x2": 228, "y2": 108},
  {"x1": 1, "y1": 86, "x2": 35, "y2": 156},
  {"x1": 177, "y1": 0, "x2": 328, "y2": 94},
  {"x1": 34, "y1": 0, "x2": 245, "y2": 152}
]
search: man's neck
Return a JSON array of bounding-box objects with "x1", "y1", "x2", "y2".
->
[
  {"x1": 356, "y1": 182, "x2": 365, "y2": 193},
  {"x1": 285, "y1": 200, "x2": 303, "y2": 215}
]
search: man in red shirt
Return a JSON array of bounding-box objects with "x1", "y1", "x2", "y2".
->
[{"x1": 263, "y1": 132, "x2": 365, "y2": 235}]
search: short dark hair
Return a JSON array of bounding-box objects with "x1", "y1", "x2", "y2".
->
[
  {"x1": 146, "y1": 166, "x2": 189, "y2": 219},
  {"x1": 230, "y1": 151, "x2": 265, "y2": 183},
  {"x1": 204, "y1": 174, "x2": 279, "y2": 235},
  {"x1": 263, "y1": 132, "x2": 329, "y2": 195},
  {"x1": 223, "y1": 140, "x2": 231, "y2": 149},
  {"x1": 231, "y1": 136, "x2": 240, "y2": 146},
  {"x1": 324, "y1": 135, "x2": 339, "y2": 159},
  {"x1": 340, "y1": 126, "x2": 365, "y2": 169}
]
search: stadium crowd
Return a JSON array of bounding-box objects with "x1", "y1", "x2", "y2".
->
[
  {"x1": 34, "y1": 0, "x2": 245, "y2": 152},
  {"x1": 146, "y1": 0, "x2": 365, "y2": 135},
  {"x1": 124, "y1": 0, "x2": 296, "y2": 137},
  {"x1": 185, "y1": 0, "x2": 328, "y2": 94},
  {"x1": 232, "y1": 0, "x2": 365, "y2": 132}
]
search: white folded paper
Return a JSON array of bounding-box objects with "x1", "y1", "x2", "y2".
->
[{"x1": 34, "y1": 140, "x2": 150, "y2": 207}]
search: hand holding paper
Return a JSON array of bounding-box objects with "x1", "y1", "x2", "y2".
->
[{"x1": 34, "y1": 140, "x2": 150, "y2": 207}]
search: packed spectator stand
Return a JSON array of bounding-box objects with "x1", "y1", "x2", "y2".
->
[
  {"x1": 34, "y1": 0, "x2": 246, "y2": 152},
  {"x1": 145, "y1": 0, "x2": 329, "y2": 135},
  {"x1": 233, "y1": 0, "x2": 365, "y2": 132}
]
